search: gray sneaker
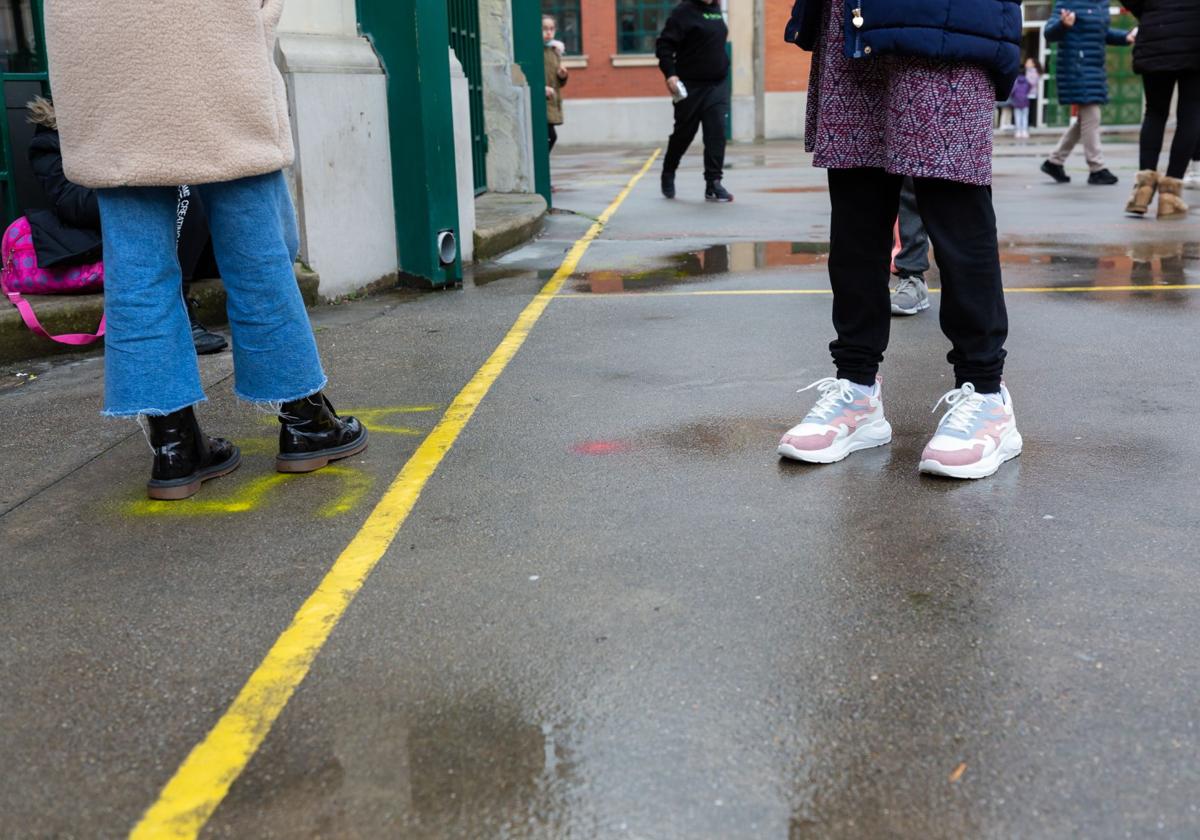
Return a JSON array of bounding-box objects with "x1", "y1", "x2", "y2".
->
[{"x1": 891, "y1": 276, "x2": 930, "y2": 316}]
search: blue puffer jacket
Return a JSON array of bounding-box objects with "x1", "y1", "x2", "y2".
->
[
  {"x1": 785, "y1": 0, "x2": 1023, "y2": 98},
  {"x1": 1044, "y1": 0, "x2": 1130, "y2": 105}
]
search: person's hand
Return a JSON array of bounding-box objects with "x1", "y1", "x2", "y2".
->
[
  {"x1": 557, "y1": 66, "x2": 568, "y2": 80},
  {"x1": 1060, "y1": 9, "x2": 1077, "y2": 27},
  {"x1": 666, "y1": 75, "x2": 681, "y2": 96},
  {"x1": 545, "y1": 86, "x2": 555, "y2": 100},
  {"x1": 1127, "y1": 27, "x2": 1138, "y2": 44}
]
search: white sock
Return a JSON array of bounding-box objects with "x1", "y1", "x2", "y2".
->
[{"x1": 850, "y1": 380, "x2": 876, "y2": 397}]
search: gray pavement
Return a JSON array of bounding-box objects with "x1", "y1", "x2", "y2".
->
[{"x1": 3, "y1": 138, "x2": 1200, "y2": 839}]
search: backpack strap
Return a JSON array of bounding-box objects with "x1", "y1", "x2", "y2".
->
[{"x1": 4, "y1": 288, "x2": 105, "y2": 346}]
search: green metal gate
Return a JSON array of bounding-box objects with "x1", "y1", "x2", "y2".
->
[
  {"x1": 1, "y1": 0, "x2": 49, "y2": 226},
  {"x1": 448, "y1": 0, "x2": 487, "y2": 195}
]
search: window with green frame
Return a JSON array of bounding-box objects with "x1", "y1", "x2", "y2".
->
[
  {"x1": 616, "y1": 0, "x2": 676, "y2": 55},
  {"x1": 541, "y1": 0, "x2": 582, "y2": 56}
]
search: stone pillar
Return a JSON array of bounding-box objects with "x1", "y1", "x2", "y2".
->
[
  {"x1": 449, "y1": 49, "x2": 477, "y2": 262},
  {"x1": 479, "y1": 0, "x2": 535, "y2": 193},
  {"x1": 276, "y1": 0, "x2": 399, "y2": 297}
]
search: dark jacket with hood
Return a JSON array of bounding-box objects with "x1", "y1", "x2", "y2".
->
[
  {"x1": 1124, "y1": 0, "x2": 1200, "y2": 76},
  {"x1": 1044, "y1": 0, "x2": 1130, "y2": 105},
  {"x1": 25, "y1": 97, "x2": 103, "y2": 268},
  {"x1": 785, "y1": 0, "x2": 1023, "y2": 99},
  {"x1": 655, "y1": 0, "x2": 729, "y2": 84}
]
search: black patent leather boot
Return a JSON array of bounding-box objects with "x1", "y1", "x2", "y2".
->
[
  {"x1": 146, "y1": 406, "x2": 241, "y2": 500},
  {"x1": 276, "y1": 392, "x2": 368, "y2": 473}
]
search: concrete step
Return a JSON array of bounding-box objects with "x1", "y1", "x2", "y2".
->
[
  {"x1": 1, "y1": 266, "x2": 320, "y2": 364},
  {"x1": 473, "y1": 192, "x2": 548, "y2": 261}
]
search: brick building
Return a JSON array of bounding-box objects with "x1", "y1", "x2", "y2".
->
[{"x1": 544, "y1": 0, "x2": 812, "y2": 145}]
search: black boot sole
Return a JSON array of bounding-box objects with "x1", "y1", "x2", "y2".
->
[
  {"x1": 276, "y1": 427, "x2": 369, "y2": 474},
  {"x1": 147, "y1": 447, "x2": 242, "y2": 501}
]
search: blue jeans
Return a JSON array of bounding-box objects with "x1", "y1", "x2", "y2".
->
[{"x1": 97, "y1": 171, "x2": 326, "y2": 416}]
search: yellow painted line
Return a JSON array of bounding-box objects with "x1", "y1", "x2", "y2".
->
[
  {"x1": 554, "y1": 283, "x2": 1200, "y2": 299},
  {"x1": 129, "y1": 148, "x2": 662, "y2": 840}
]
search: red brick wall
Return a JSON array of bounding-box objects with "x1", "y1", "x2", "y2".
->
[
  {"x1": 564, "y1": 0, "x2": 666, "y2": 99},
  {"x1": 765, "y1": 0, "x2": 810, "y2": 92},
  {"x1": 561, "y1": 0, "x2": 811, "y2": 100}
]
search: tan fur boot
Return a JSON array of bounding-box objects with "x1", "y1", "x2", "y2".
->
[
  {"x1": 1157, "y1": 176, "x2": 1190, "y2": 219},
  {"x1": 1125, "y1": 169, "x2": 1158, "y2": 216}
]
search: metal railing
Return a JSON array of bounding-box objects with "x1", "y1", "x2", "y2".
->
[{"x1": 448, "y1": 0, "x2": 488, "y2": 195}]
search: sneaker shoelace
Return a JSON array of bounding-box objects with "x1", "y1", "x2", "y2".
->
[
  {"x1": 799, "y1": 377, "x2": 858, "y2": 422},
  {"x1": 895, "y1": 276, "x2": 922, "y2": 297},
  {"x1": 931, "y1": 383, "x2": 989, "y2": 434}
]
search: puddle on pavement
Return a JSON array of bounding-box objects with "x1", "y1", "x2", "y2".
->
[
  {"x1": 998, "y1": 237, "x2": 1200, "y2": 295},
  {"x1": 573, "y1": 241, "x2": 829, "y2": 294},
  {"x1": 405, "y1": 694, "x2": 576, "y2": 836},
  {"x1": 466, "y1": 266, "x2": 557, "y2": 288}
]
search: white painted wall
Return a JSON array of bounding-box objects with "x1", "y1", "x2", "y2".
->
[
  {"x1": 450, "y1": 49, "x2": 476, "y2": 263},
  {"x1": 277, "y1": 33, "x2": 399, "y2": 297},
  {"x1": 554, "y1": 92, "x2": 805, "y2": 146},
  {"x1": 278, "y1": 0, "x2": 358, "y2": 37}
]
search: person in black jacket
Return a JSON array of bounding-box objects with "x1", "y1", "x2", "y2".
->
[
  {"x1": 655, "y1": 0, "x2": 733, "y2": 202},
  {"x1": 25, "y1": 97, "x2": 228, "y2": 353},
  {"x1": 1122, "y1": 0, "x2": 1200, "y2": 219}
]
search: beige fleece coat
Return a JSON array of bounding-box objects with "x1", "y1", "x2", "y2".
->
[{"x1": 44, "y1": 0, "x2": 295, "y2": 188}]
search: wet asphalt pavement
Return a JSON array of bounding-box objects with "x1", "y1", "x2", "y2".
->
[{"x1": 3, "y1": 138, "x2": 1200, "y2": 839}]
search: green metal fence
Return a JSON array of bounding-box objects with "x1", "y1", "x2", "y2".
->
[
  {"x1": 1, "y1": 0, "x2": 49, "y2": 226},
  {"x1": 448, "y1": 0, "x2": 487, "y2": 195}
]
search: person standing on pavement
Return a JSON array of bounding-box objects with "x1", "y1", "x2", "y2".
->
[
  {"x1": 1040, "y1": 1, "x2": 1133, "y2": 186},
  {"x1": 543, "y1": 15, "x2": 568, "y2": 153},
  {"x1": 44, "y1": 0, "x2": 367, "y2": 500},
  {"x1": 779, "y1": 0, "x2": 1023, "y2": 480},
  {"x1": 656, "y1": 0, "x2": 733, "y2": 202},
  {"x1": 1122, "y1": 0, "x2": 1200, "y2": 220},
  {"x1": 891, "y1": 177, "x2": 930, "y2": 316}
]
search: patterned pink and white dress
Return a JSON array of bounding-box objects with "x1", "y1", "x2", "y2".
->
[{"x1": 804, "y1": 0, "x2": 997, "y2": 186}]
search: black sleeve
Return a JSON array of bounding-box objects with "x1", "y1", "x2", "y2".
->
[
  {"x1": 28, "y1": 130, "x2": 101, "y2": 231},
  {"x1": 656, "y1": 6, "x2": 686, "y2": 78},
  {"x1": 1123, "y1": 0, "x2": 1144, "y2": 17}
]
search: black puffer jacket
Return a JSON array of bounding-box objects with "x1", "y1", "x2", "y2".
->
[
  {"x1": 26, "y1": 100, "x2": 103, "y2": 267},
  {"x1": 1125, "y1": 0, "x2": 1200, "y2": 75}
]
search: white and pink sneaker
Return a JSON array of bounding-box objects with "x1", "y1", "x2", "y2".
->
[
  {"x1": 778, "y1": 377, "x2": 892, "y2": 463},
  {"x1": 918, "y1": 382, "x2": 1022, "y2": 479}
]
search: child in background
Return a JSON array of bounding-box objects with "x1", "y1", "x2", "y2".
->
[
  {"x1": 543, "y1": 15, "x2": 568, "y2": 153},
  {"x1": 1024, "y1": 57, "x2": 1042, "y2": 134}
]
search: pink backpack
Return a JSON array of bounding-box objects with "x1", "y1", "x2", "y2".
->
[{"x1": 1, "y1": 215, "x2": 105, "y2": 345}]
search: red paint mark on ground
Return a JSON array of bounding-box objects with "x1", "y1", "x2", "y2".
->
[{"x1": 570, "y1": 440, "x2": 631, "y2": 456}]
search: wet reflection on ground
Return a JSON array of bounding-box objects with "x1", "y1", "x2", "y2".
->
[
  {"x1": 998, "y1": 238, "x2": 1200, "y2": 297},
  {"x1": 573, "y1": 242, "x2": 829, "y2": 294}
]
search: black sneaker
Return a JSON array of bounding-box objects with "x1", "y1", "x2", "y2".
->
[
  {"x1": 1088, "y1": 168, "x2": 1119, "y2": 186},
  {"x1": 1041, "y1": 160, "x2": 1071, "y2": 183},
  {"x1": 661, "y1": 169, "x2": 676, "y2": 199},
  {"x1": 705, "y1": 180, "x2": 734, "y2": 202}
]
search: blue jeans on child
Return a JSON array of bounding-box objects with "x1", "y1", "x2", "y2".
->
[
  {"x1": 1014, "y1": 107, "x2": 1030, "y2": 136},
  {"x1": 97, "y1": 171, "x2": 326, "y2": 416}
]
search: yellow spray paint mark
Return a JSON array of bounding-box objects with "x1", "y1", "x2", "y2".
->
[
  {"x1": 128, "y1": 149, "x2": 662, "y2": 840},
  {"x1": 124, "y1": 467, "x2": 372, "y2": 520},
  {"x1": 256, "y1": 405, "x2": 439, "y2": 436}
]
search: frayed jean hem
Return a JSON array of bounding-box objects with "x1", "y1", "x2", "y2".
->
[
  {"x1": 101, "y1": 394, "x2": 208, "y2": 419},
  {"x1": 233, "y1": 377, "x2": 327, "y2": 411}
]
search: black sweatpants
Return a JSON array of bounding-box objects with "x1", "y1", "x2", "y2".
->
[
  {"x1": 663, "y1": 80, "x2": 728, "y2": 183},
  {"x1": 1139, "y1": 71, "x2": 1200, "y2": 178},
  {"x1": 827, "y1": 168, "x2": 1008, "y2": 393}
]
